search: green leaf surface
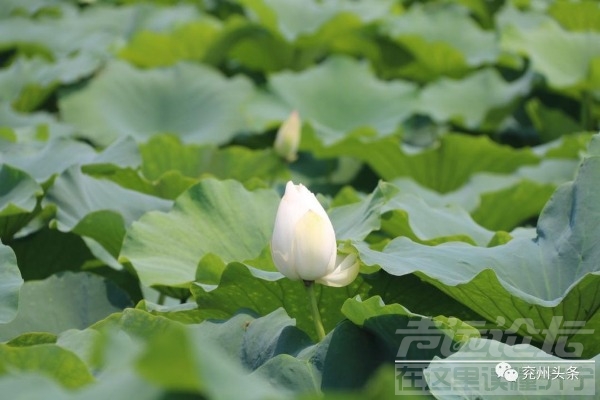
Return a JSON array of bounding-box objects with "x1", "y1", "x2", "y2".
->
[
  {"x1": 356, "y1": 135, "x2": 600, "y2": 346},
  {"x1": 118, "y1": 18, "x2": 223, "y2": 68},
  {"x1": 120, "y1": 179, "x2": 280, "y2": 288},
  {"x1": 0, "y1": 344, "x2": 94, "y2": 389},
  {"x1": 425, "y1": 338, "x2": 600, "y2": 398},
  {"x1": 7, "y1": 228, "x2": 95, "y2": 280},
  {"x1": 191, "y1": 262, "x2": 370, "y2": 341},
  {"x1": 0, "y1": 3, "x2": 200, "y2": 59},
  {"x1": 0, "y1": 272, "x2": 132, "y2": 341},
  {"x1": 381, "y1": 3, "x2": 497, "y2": 81},
  {"x1": 417, "y1": 68, "x2": 532, "y2": 129},
  {"x1": 137, "y1": 134, "x2": 286, "y2": 189},
  {"x1": 0, "y1": 244, "x2": 23, "y2": 324},
  {"x1": 93, "y1": 308, "x2": 288, "y2": 399},
  {"x1": 268, "y1": 56, "x2": 418, "y2": 145},
  {"x1": 330, "y1": 181, "x2": 495, "y2": 245},
  {"x1": 0, "y1": 138, "x2": 96, "y2": 183},
  {"x1": 44, "y1": 166, "x2": 171, "y2": 247},
  {"x1": 549, "y1": 0, "x2": 600, "y2": 32},
  {"x1": 239, "y1": 0, "x2": 393, "y2": 42},
  {"x1": 364, "y1": 271, "x2": 484, "y2": 322},
  {"x1": 500, "y1": 11, "x2": 600, "y2": 90},
  {"x1": 60, "y1": 61, "x2": 256, "y2": 147},
  {"x1": 0, "y1": 165, "x2": 42, "y2": 238},
  {"x1": 305, "y1": 133, "x2": 539, "y2": 193},
  {"x1": 392, "y1": 158, "x2": 578, "y2": 231}
]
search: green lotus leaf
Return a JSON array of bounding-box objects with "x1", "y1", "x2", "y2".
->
[
  {"x1": 59, "y1": 61, "x2": 256, "y2": 147},
  {"x1": 119, "y1": 18, "x2": 223, "y2": 68},
  {"x1": 329, "y1": 181, "x2": 495, "y2": 246},
  {"x1": 92, "y1": 308, "x2": 288, "y2": 398},
  {"x1": 549, "y1": 0, "x2": 600, "y2": 32},
  {"x1": 356, "y1": 135, "x2": 600, "y2": 349},
  {"x1": 190, "y1": 262, "x2": 370, "y2": 341},
  {"x1": 0, "y1": 102, "x2": 74, "y2": 141},
  {"x1": 385, "y1": 3, "x2": 497, "y2": 66},
  {"x1": 392, "y1": 158, "x2": 578, "y2": 231},
  {"x1": 44, "y1": 166, "x2": 171, "y2": 266},
  {"x1": 238, "y1": 0, "x2": 393, "y2": 42},
  {"x1": 380, "y1": 3, "x2": 498, "y2": 81},
  {"x1": 137, "y1": 134, "x2": 286, "y2": 190},
  {"x1": 304, "y1": 132, "x2": 539, "y2": 193},
  {"x1": 500, "y1": 8, "x2": 600, "y2": 90},
  {"x1": 267, "y1": 56, "x2": 418, "y2": 145},
  {"x1": 1, "y1": 138, "x2": 96, "y2": 183},
  {"x1": 417, "y1": 68, "x2": 532, "y2": 130},
  {"x1": 0, "y1": 344, "x2": 94, "y2": 389},
  {"x1": 120, "y1": 179, "x2": 280, "y2": 288},
  {"x1": 0, "y1": 244, "x2": 23, "y2": 324},
  {"x1": 0, "y1": 272, "x2": 131, "y2": 342},
  {"x1": 46, "y1": 166, "x2": 167, "y2": 234},
  {"x1": 0, "y1": 165, "x2": 42, "y2": 239},
  {"x1": 0, "y1": 3, "x2": 200, "y2": 59},
  {"x1": 425, "y1": 338, "x2": 600, "y2": 398}
]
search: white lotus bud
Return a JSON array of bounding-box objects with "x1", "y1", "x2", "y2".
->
[
  {"x1": 274, "y1": 111, "x2": 301, "y2": 162},
  {"x1": 271, "y1": 181, "x2": 336, "y2": 281},
  {"x1": 271, "y1": 182, "x2": 360, "y2": 287}
]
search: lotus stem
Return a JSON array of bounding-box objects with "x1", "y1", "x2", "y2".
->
[{"x1": 305, "y1": 280, "x2": 326, "y2": 341}]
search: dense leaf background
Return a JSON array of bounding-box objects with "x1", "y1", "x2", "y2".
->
[{"x1": 0, "y1": 0, "x2": 598, "y2": 398}]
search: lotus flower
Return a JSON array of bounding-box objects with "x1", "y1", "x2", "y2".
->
[
  {"x1": 274, "y1": 111, "x2": 301, "y2": 162},
  {"x1": 271, "y1": 181, "x2": 359, "y2": 287}
]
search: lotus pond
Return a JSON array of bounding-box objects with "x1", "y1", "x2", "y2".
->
[{"x1": 0, "y1": 0, "x2": 599, "y2": 399}]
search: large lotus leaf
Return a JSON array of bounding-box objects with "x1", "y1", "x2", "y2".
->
[
  {"x1": 392, "y1": 158, "x2": 578, "y2": 231},
  {"x1": 304, "y1": 132, "x2": 539, "y2": 193},
  {"x1": 118, "y1": 18, "x2": 223, "y2": 68},
  {"x1": 500, "y1": 9, "x2": 600, "y2": 90},
  {"x1": 0, "y1": 244, "x2": 23, "y2": 324},
  {"x1": 7, "y1": 228, "x2": 94, "y2": 282},
  {"x1": 1, "y1": 138, "x2": 96, "y2": 183},
  {"x1": 0, "y1": 0, "x2": 58, "y2": 17},
  {"x1": 119, "y1": 179, "x2": 279, "y2": 288},
  {"x1": 364, "y1": 271, "x2": 483, "y2": 322},
  {"x1": 0, "y1": 272, "x2": 131, "y2": 342},
  {"x1": 425, "y1": 338, "x2": 599, "y2": 398},
  {"x1": 60, "y1": 61, "x2": 256, "y2": 147},
  {"x1": 548, "y1": 1, "x2": 600, "y2": 32},
  {"x1": 329, "y1": 181, "x2": 397, "y2": 241},
  {"x1": 329, "y1": 181, "x2": 494, "y2": 246},
  {"x1": 267, "y1": 56, "x2": 418, "y2": 145},
  {"x1": 526, "y1": 98, "x2": 584, "y2": 142},
  {"x1": 0, "y1": 345, "x2": 94, "y2": 389},
  {"x1": 381, "y1": 3, "x2": 498, "y2": 81},
  {"x1": 342, "y1": 296, "x2": 479, "y2": 345},
  {"x1": 191, "y1": 262, "x2": 370, "y2": 341},
  {"x1": 379, "y1": 193, "x2": 494, "y2": 246},
  {"x1": 338, "y1": 296, "x2": 479, "y2": 393},
  {"x1": 238, "y1": 0, "x2": 393, "y2": 42},
  {"x1": 356, "y1": 135, "x2": 600, "y2": 347},
  {"x1": 44, "y1": 165, "x2": 170, "y2": 228},
  {"x1": 0, "y1": 102, "x2": 74, "y2": 141},
  {"x1": 92, "y1": 308, "x2": 288, "y2": 398},
  {"x1": 0, "y1": 165, "x2": 42, "y2": 238},
  {"x1": 417, "y1": 68, "x2": 532, "y2": 129},
  {"x1": 0, "y1": 3, "x2": 200, "y2": 59},
  {"x1": 189, "y1": 309, "x2": 310, "y2": 367},
  {"x1": 139, "y1": 134, "x2": 285, "y2": 185},
  {"x1": 0, "y1": 55, "x2": 101, "y2": 111},
  {"x1": 44, "y1": 166, "x2": 171, "y2": 266}
]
